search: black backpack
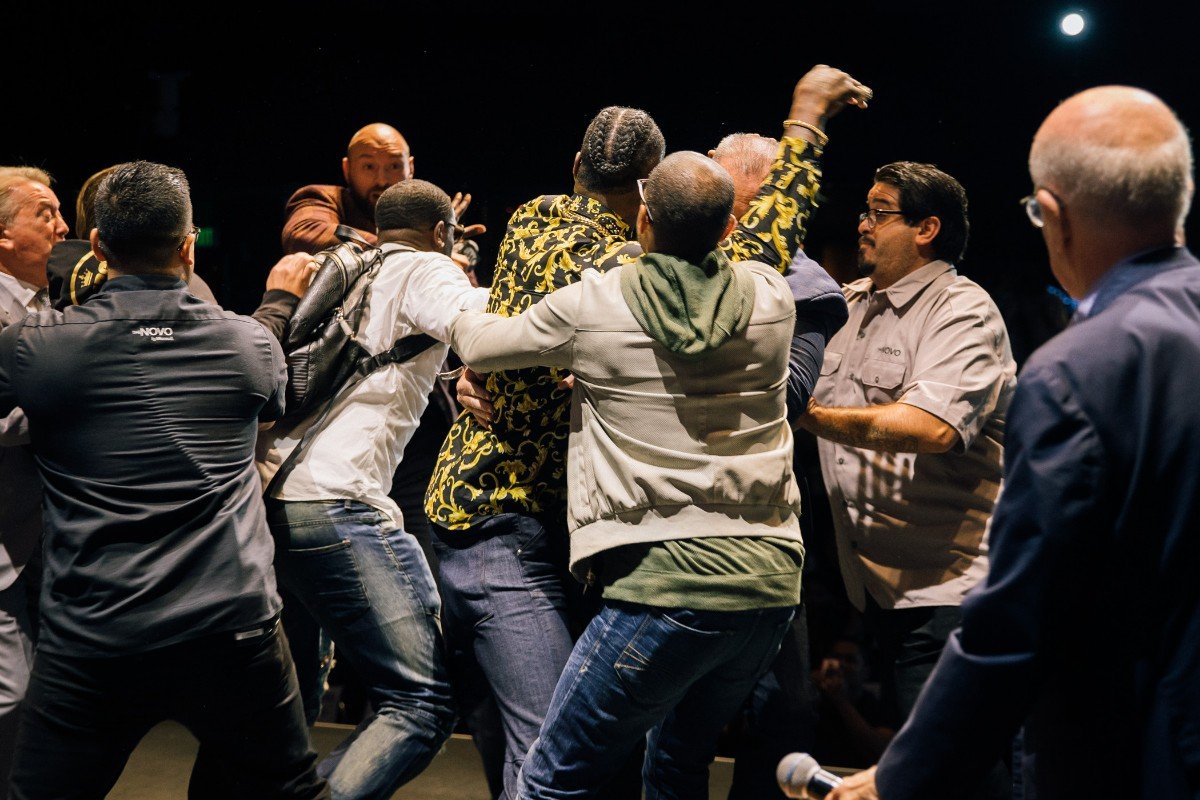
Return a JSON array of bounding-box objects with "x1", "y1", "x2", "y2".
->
[
  {"x1": 266, "y1": 226, "x2": 438, "y2": 493},
  {"x1": 282, "y1": 225, "x2": 436, "y2": 420}
]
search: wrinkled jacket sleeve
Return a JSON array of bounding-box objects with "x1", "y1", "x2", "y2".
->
[
  {"x1": 450, "y1": 280, "x2": 582, "y2": 373},
  {"x1": 784, "y1": 250, "x2": 848, "y2": 419},
  {"x1": 281, "y1": 186, "x2": 376, "y2": 254},
  {"x1": 251, "y1": 290, "x2": 300, "y2": 343}
]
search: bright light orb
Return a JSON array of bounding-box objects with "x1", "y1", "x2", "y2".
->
[{"x1": 1061, "y1": 12, "x2": 1085, "y2": 36}]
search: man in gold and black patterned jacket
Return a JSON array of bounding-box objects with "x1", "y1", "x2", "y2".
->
[{"x1": 425, "y1": 66, "x2": 869, "y2": 800}]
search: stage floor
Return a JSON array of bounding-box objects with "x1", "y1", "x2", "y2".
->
[{"x1": 108, "y1": 722, "x2": 738, "y2": 799}]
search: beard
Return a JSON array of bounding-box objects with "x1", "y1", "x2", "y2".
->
[{"x1": 856, "y1": 253, "x2": 876, "y2": 278}]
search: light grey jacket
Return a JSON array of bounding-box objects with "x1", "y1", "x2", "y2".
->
[
  {"x1": 449, "y1": 259, "x2": 803, "y2": 580},
  {"x1": 0, "y1": 276, "x2": 42, "y2": 590}
]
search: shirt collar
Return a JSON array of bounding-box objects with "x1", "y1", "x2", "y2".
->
[
  {"x1": 99, "y1": 274, "x2": 188, "y2": 293},
  {"x1": 0, "y1": 269, "x2": 43, "y2": 312},
  {"x1": 564, "y1": 194, "x2": 631, "y2": 240},
  {"x1": 1076, "y1": 244, "x2": 1191, "y2": 321},
  {"x1": 845, "y1": 260, "x2": 954, "y2": 309}
]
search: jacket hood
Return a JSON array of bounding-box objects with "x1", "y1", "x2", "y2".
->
[{"x1": 619, "y1": 249, "x2": 756, "y2": 358}]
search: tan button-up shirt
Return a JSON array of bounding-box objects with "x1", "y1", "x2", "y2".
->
[{"x1": 813, "y1": 260, "x2": 1017, "y2": 610}]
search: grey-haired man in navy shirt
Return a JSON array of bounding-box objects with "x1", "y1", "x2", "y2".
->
[{"x1": 0, "y1": 161, "x2": 327, "y2": 799}]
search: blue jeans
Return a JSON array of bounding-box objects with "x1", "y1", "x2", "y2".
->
[
  {"x1": 517, "y1": 600, "x2": 794, "y2": 800},
  {"x1": 267, "y1": 499, "x2": 455, "y2": 800},
  {"x1": 727, "y1": 607, "x2": 815, "y2": 800},
  {"x1": 432, "y1": 514, "x2": 577, "y2": 800}
]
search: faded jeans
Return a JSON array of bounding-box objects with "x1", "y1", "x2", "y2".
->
[
  {"x1": 267, "y1": 499, "x2": 455, "y2": 800},
  {"x1": 432, "y1": 513, "x2": 577, "y2": 800},
  {"x1": 517, "y1": 600, "x2": 794, "y2": 800}
]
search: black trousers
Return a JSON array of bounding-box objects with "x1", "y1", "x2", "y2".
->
[
  {"x1": 866, "y1": 601, "x2": 1011, "y2": 800},
  {"x1": 9, "y1": 619, "x2": 328, "y2": 800}
]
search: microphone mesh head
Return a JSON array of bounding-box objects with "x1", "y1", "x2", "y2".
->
[{"x1": 776, "y1": 752, "x2": 820, "y2": 789}]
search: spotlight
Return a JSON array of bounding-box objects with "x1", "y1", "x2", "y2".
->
[{"x1": 1060, "y1": 12, "x2": 1085, "y2": 36}]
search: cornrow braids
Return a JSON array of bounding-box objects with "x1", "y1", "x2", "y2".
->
[{"x1": 577, "y1": 106, "x2": 665, "y2": 192}]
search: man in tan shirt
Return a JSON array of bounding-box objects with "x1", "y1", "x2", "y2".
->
[{"x1": 798, "y1": 162, "x2": 1016, "y2": 763}]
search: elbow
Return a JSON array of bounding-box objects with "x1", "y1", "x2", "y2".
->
[{"x1": 923, "y1": 424, "x2": 961, "y2": 454}]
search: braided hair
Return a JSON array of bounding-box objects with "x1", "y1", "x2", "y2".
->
[{"x1": 577, "y1": 107, "x2": 665, "y2": 192}]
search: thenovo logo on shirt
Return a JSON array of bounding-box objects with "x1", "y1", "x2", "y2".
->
[{"x1": 131, "y1": 326, "x2": 175, "y2": 343}]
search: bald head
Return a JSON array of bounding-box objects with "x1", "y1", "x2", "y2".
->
[
  {"x1": 1030, "y1": 86, "x2": 1193, "y2": 229},
  {"x1": 642, "y1": 151, "x2": 735, "y2": 262},
  {"x1": 343, "y1": 123, "x2": 413, "y2": 210},
  {"x1": 348, "y1": 123, "x2": 409, "y2": 158}
]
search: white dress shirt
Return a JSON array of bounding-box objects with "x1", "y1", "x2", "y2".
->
[{"x1": 258, "y1": 244, "x2": 486, "y2": 529}]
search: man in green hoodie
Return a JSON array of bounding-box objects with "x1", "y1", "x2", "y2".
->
[{"x1": 447, "y1": 151, "x2": 804, "y2": 800}]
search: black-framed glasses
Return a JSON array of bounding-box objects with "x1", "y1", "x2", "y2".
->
[
  {"x1": 857, "y1": 209, "x2": 907, "y2": 230},
  {"x1": 637, "y1": 178, "x2": 654, "y2": 223}
]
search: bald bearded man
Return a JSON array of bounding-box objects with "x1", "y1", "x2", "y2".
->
[
  {"x1": 282, "y1": 123, "x2": 414, "y2": 253},
  {"x1": 829, "y1": 86, "x2": 1200, "y2": 800}
]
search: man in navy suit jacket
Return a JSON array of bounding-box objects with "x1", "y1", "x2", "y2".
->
[{"x1": 830, "y1": 87, "x2": 1199, "y2": 799}]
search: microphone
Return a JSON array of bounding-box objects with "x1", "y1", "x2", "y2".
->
[{"x1": 777, "y1": 752, "x2": 843, "y2": 798}]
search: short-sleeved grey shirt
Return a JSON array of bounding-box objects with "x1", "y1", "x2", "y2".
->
[{"x1": 813, "y1": 260, "x2": 1017, "y2": 610}]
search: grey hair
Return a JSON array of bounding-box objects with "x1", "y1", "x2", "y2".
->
[
  {"x1": 712, "y1": 133, "x2": 779, "y2": 179},
  {"x1": 0, "y1": 166, "x2": 53, "y2": 226},
  {"x1": 1029, "y1": 117, "x2": 1194, "y2": 229}
]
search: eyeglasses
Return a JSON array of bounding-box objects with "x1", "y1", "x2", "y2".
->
[
  {"x1": 433, "y1": 219, "x2": 466, "y2": 237},
  {"x1": 857, "y1": 209, "x2": 907, "y2": 230},
  {"x1": 1021, "y1": 188, "x2": 1067, "y2": 229},
  {"x1": 637, "y1": 178, "x2": 654, "y2": 223},
  {"x1": 177, "y1": 226, "x2": 200, "y2": 251}
]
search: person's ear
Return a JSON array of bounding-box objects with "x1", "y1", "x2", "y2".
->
[
  {"x1": 179, "y1": 233, "x2": 196, "y2": 271},
  {"x1": 89, "y1": 228, "x2": 107, "y2": 263},
  {"x1": 342, "y1": 156, "x2": 352, "y2": 184},
  {"x1": 636, "y1": 204, "x2": 653, "y2": 246},
  {"x1": 407, "y1": 155, "x2": 415, "y2": 178},
  {"x1": 720, "y1": 214, "x2": 736, "y2": 242},
  {"x1": 176, "y1": 237, "x2": 195, "y2": 281},
  {"x1": 1038, "y1": 188, "x2": 1070, "y2": 249},
  {"x1": 572, "y1": 152, "x2": 582, "y2": 180},
  {"x1": 433, "y1": 220, "x2": 448, "y2": 251},
  {"x1": 913, "y1": 216, "x2": 942, "y2": 249}
]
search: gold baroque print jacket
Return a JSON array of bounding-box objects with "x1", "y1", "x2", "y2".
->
[{"x1": 425, "y1": 137, "x2": 823, "y2": 530}]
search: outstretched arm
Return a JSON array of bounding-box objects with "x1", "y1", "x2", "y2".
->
[
  {"x1": 450, "y1": 281, "x2": 582, "y2": 373},
  {"x1": 722, "y1": 65, "x2": 872, "y2": 272}
]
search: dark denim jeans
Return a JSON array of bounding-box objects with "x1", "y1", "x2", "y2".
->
[
  {"x1": 268, "y1": 499, "x2": 455, "y2": 800},
  {"x1": 9, "y1": 618, "x2": 327, "y2": 800},
  {"x1": 727, "y1": 606, "x2": 815, "y2": 800},
  {"x1": 517, "y1": 600, "x2": 794, "y2": 800},
  {"x1": 432, "y1": 513, "x2": 577, "y2": 800}
]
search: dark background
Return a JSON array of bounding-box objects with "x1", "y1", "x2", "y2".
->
[{"x1": 10, "y1": 3, "x2": 1196, "y2": 360}]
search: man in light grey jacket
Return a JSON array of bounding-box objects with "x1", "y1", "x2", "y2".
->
[{"x1": 448, "y1": 152, "x2": 803, "y2": 800}]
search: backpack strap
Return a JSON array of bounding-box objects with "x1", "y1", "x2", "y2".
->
[
  {"x1": 265, "y1": 332, "x2": 440, "y2": 497},
  {"x1": 334, "y1": 224, "x2": 373, "y2": 247},
  {"x1": 353, "y1": 333, "x2": 438, "y2": 376}
]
